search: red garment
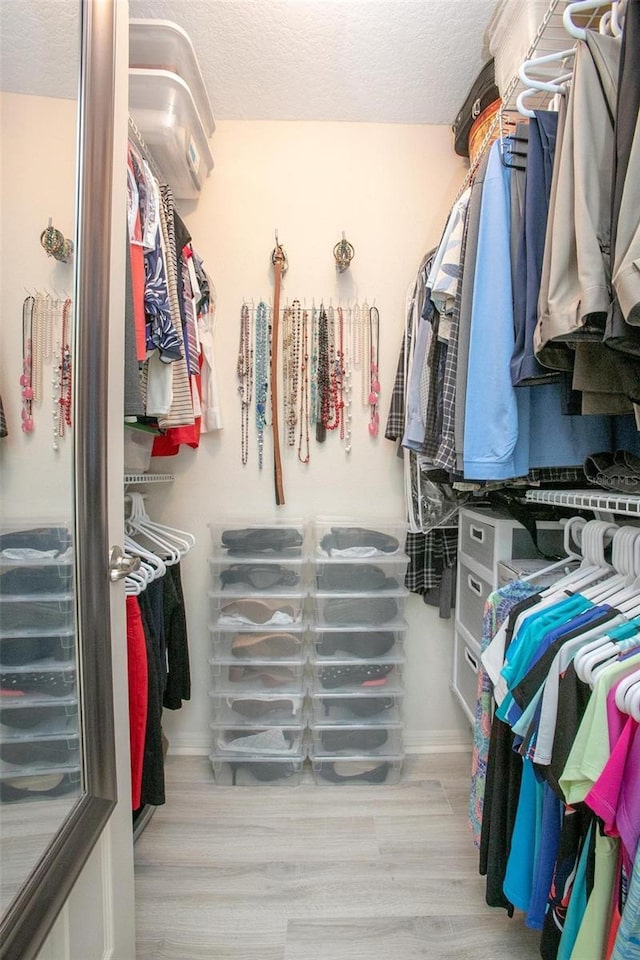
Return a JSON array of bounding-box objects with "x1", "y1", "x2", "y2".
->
[
  {"x1": 151, "y1": 370, "x2": 203, "y2": 456},
  {"x1": 126, "y1": 596, "x2": 148, "y2": 810}
]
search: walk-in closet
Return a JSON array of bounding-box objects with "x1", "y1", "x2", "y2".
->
[{"x1": 1, "y1": 1, "x2": 639, "y2": 958}]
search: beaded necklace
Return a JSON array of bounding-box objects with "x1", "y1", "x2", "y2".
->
[
  {"x1": 53, "y1": 298, "x2": 73, "y2": 449},
  {"x1": 351, "y1": 301, "x2": 362, "y2": 369},
  {"x1": 360, "y1": 299, "x2": 370, "y2": 405},
  {"x1": 297, "y1": 308, "x2": 310, "y2": 464},
  {"x1": 31, "y1": 294, "x2": 46, "y2": 405},
  {"x1": 368, "y1": 305, "x2": 381, "y2": 437},
  {"x1": 236, "y1": 303, "x2": 253, "y2": 465},
  {"x1": 254, "y1": 301, "x2": 269, "y2": 468},
  {"x1": 337, "y1": 306, "x2": 345, "y2": 440},
  {"x1": 310, "y1": 306, "x2": 319, "y2": 426},
  {"x1": 316, "y1": 305, "x2": 328, "y2": 443},
  {"x1": 282, "y1": 305, "x2": 292, "y2": 443},
  {"x1": 343, "y1": 307, "x2": 353, "y2": 453},
  {"x1": 20, "y1": 296, "x2": 35, "y2": 433},
  {"x1": 324, "y1": 305, "x2": 339, "y2": 431},
  {"x1": 286, "y1": 300, "x2": 302, "y2": 447}
]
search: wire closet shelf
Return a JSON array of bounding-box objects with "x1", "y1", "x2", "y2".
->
[{"x1": 525, "y1": 489, "x2": 640, "y2": 518}]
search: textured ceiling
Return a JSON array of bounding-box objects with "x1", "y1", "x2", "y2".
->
[{"x1": 1, "y1": 0, "x2": 500, "y2": 125}]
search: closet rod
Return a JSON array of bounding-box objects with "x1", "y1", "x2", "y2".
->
[{"x1": 127, "y1": 115, "x2": 165, "y2": 185}]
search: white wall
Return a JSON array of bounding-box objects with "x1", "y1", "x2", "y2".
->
[{"x1": 149, "y1": 120, "x2": 472, "y2": 752}]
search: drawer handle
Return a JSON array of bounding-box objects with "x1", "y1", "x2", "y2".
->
[
  {"x1": 467, "y1": 574, "x2": 483, "y2": 597},
  {"x1": 464, "y1": 647, "x2": 479, "y2": 674},
  {"x1": 469, "y1": 524, "x2": 485, "y2": 544}
]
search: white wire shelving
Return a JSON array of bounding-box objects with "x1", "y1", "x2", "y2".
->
[
  {"x1": 525, "y1": 489, "x2": 640, "y2": 518},
  {"x1": 124, "y1": 473, "x2": 175, "y2": 485}
]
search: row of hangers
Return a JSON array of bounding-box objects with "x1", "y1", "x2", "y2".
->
[
  {"x1": 123, "y1": 491, "x2": 195, "y2": 596},
  {"x1": 516, "y1": 0, "x2": 627, "y2": 117},
  {"x1": 521, "y1": 516, "x2": 640, "y2": 718}
]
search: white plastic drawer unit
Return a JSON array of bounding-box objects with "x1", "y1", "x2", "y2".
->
[
  {"x1": 452, "y1": 633, "x2": 481, "y2": 726},
  {"x1": 457, "y1": 561, "x2": 492, "y2": 641}
]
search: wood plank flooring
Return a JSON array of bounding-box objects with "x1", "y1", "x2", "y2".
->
[{"x1": 134, "y1": 753, "x2": 542, "y2": 960}]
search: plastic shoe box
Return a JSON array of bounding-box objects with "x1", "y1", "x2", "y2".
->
[
  {"x1": 210, "y1": 723, "x2": 306, "y2": 756},
  {"x1": 0, "y1": 555, "x2": 73, "y2": 596},
  {"x1": 209, "y1": 752, "x2": 305, "y2": 786},
  {"x1": 310, "y1": 691, "x2": 404, "y2": 725},
  {"x1": 313, "y1": 555, "x2": 409, "y2": 592},
  {"x1": 208, "y1": 520, "x2": 308, "y2": 559},
  {"x1": 209, "y1": 622, "x2": 308, "y2": 661},
  {"x1": 209, "y1": 691, "x2": 307, "y2": 725},
  {"x1": 310, "y1": 623, "x2": 406, "y2": 661},
  {"x1": 309, "y1": 656, "x2": 404, "y2": 695},
  {"x1": 0, "y1": 663, "x2": 77, "y2": 699},
  {"x1": 0, "y1": 765, "x2": 82, "y2": 803},
  {"x1": 0, "y1": 629, "x2": 76, "y2": 667},
  {"x1": 208, "y1": 657, "x2": 306, "y2": 694},
  {"x1": 0, "y1": 733, "x2": 81, "y2": 768},
  {"x1": 310, "y1": 752, "x2": 404, "y2": 786},
  {"x1": 0, "y1": 699, "x2": 79, "y2": 739},
  {"x1": 209, "y1": 589, "x2": 307, "y2": 627},
  {"x1": 310, "y1": 588, "x2": 409, "y2": 627},
  {"x1": 0, "y1": 523, "x2": 72, "y2": 554},
  {"x1": 0, "y1": 595, "x2": 75, "y2": 635},
  {"x1": 312, "y1": 520, "x2": 407, "y2": 558},
  {"x1": 208, "y1": 555, "x2": 309, "y2": 592},
  {"x1": 310, "y1": 724, "x2": 403, "y2": 756}
]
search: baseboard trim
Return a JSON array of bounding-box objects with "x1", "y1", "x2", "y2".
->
[{"x1": 166, "y1": 730, "x2": 473, "y2": 757}]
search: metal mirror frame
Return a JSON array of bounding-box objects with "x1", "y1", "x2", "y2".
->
[{"x1": 0, "y1": 1, "x2": 118, "y2": 957}]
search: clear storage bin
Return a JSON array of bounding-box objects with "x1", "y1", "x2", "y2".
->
[
  {"x1": 209, "y1": 657, "x2": 306, "y2": 694},
  {"x1": 310, "y1": 752, "x2": 404, "y2": 786},
  {"x1": 310, "y1": 623, "x2": 406, "y2": 660},
  {"x1": 310, "y1": 588, "x2": 409, "y2": 627},
  {"x1": 209, "y1": 752, "x2": 304, "y2": 786},
  {"x1": 209, "y1": 589, "x2": 306, "y2": 627},
  {"x1": 0, "y1": 766, "x2": 81, "y2": 803},
  {"x1": 0, "y1": 733, "x2": 80, "y2": 768},
  {"x1": 310, "y1": 691, "x2": 404, "y2": 725},
  {"x1": 209, "y1": 692, "x2": 307, "y2": 725},
  {"x1": 313, "y1": 555, "x2": 409, "y2": 592},
  {"x1": 310, "y1": 724, "x2": 403, "y2": 756},
  {"x1": 210, "y1": 723, "x2": 306, "y2": 756},
  {"x1": 0, "y1": 554, "x2": 73, "y2": 596},
  {"x1": 309, "y1": 656, "x2": 404, "y2": 694},
  {"x1": 0, "y1": 698, "x2": 79, "y2": 738},
  {"x1": 209, "y1": 521, "x2": 307, "y2": 559},
  {"x1": 0, "y1": 524, "x2": 72, "y2": 554},
  {"x1": 208, "y1": 555, "x2": 308, "y2": 592},
  {"x1": 0, "y1": 595, "x2": 75, "y2": 635},
  {"x1": 312, "y1": 520, "x2": 406, "y2": 558},
  {"x1": 0, "y1": 663, "x2": 76, "y2": 699},
  {"x1": 209, "y1": 622, "x2": 308, "y2": 661},
  {"x1": 0, "y1": 629, "x2": 75, "y2": 666}
]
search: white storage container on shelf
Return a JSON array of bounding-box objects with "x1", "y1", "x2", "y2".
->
[
  {"x1": 312, "y1": 520, "x2": 407, "y2": 558},
  {"x1": 129, "y1": 19, "x2": 216, "y2": 135},
  {"x1": 0, "y1": 697, "x2": 79, "y2": 739},
  {"x1": 310, "y1": 623, "x2": 407, "y2": 660},
  {"x1": 209, "y1": 752, "x2": 305, "y2": 787},
  {"x1": 310, "y1": 723, "x2": 403, "y2": 756},
  {"x1": 0, "y1": 663, "x2": 77, "y2": 700},
  {"x1": 0, "y1": 764, "x2": 82, "y2": 803},
  {"x1": 209, "y1": 520, "x2": 308, "y2": 559},
  {"x1": 129, "y1": 68, "x2": 214, "y2": 200},
  {"x1": 0, "y1": 732, "x2": 81, "y2": 769},
  {"x1": 209, "y1": 691, "x2": 307, "y2": 726},
  {"x1": 309, "y1": 690, "x2": 404, "y2": 725},
  {"x1": 310, "y1": 752, "x2": 404, "y2": 786},
  {"x1": 0, "y1": 595, "x2": 75, "y2": 635},
  {"x1": 310, "y1": 587, "x2": 409, "y2": 627},
  {"x1": 0, "y1": 629, "x2": 76, "y2": 666},
  {"x1": 313, "y1": 554, "x2": 409, "y2": 592},
  {"x1": 209, "y1": 621, "x2": 308, "y2": 661},
  {"x1": 208, "y1": 555, "x2": 308, "y2": 592},
  {"x1": 209, "y1": 589, "x2": 307, "y2": 627},
  {"x1": 210, "y1": 723, "x2": 306, "y2": 756},
  {"x1": 208, "y1": 656, "x2": 306, "y2": 694}
]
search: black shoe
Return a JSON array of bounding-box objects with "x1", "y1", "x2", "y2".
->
[{"x1": 320, "y1": 728, "x2": 388, "y2": 752}]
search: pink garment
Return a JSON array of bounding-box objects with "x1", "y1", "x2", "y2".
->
[{"x1": 586, "y1": 714, "x2": 640, "y2": 869}]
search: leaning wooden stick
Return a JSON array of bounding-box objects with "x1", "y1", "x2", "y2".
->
[{"x1": 271, "y1": 235, "x2": 286, "y2": 505}]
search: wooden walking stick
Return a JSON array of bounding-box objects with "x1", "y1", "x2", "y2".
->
[{"x1": 270, "y1": 232, "x2": 287, "y2": 505}]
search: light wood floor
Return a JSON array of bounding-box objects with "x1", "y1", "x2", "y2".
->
[{"x1": 134, "y1": 753, "x2": 542, "y2": 960}]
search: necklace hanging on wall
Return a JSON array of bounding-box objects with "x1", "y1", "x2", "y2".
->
[
  {"x1": 360, "y1": 299, "x2": 370, "y2": 406},
  {"x1": 310, "y1": 305, "x2": 319, "y2": 427},
  {"x1": 316, "y1": 305, "x2": 328, "y2": 444},
  {"x1": 236, "y1": 302, "x2": 254, "y2": 465},
  {"x1": 53, "y1": 298, "x2": 73, "y2": 450},
  {"x1": 343, "y1": 307, "x2": 353, "y2": 453},
  {"x1": 287, "y1": 300, "x2": 301, "y2": 447},
  {"x1": 368, "y1": 305, "x2": 381, "y2": 438},
  {"x1": 254, "y1": 300, "x2": 269, "y2": 469},
  {"x1": 337, "y1": 307, "x2": 345, "y2": 441},
  {"x1": 20, "y1": 296, "x2": 35, "y2": 433},
  {"x1": 298, "y1": 307, "x2": 310, "y2": 464},
  {"x1": 324, "y1": 305, "x2": 339, "y2": 432}
]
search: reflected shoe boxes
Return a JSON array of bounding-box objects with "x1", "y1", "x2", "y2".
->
[{"x1": 0, "y1": 523, "x2": 81, "y2": 803}]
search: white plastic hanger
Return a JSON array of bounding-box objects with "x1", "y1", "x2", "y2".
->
[
  {"x1": 126, "y1": 492, "x2": 194, "y2": 559},
  {"x1": 563, "y1": 0, "x2": 610, "y2": 39},
  {"x1": 581, "y1": 525, "x2": 640, "y2": 603},
  {"x1": 521, "y1": 515, "x2": 584, "y2": 583},
  {"x1": 539, "y1": 519, "x2": 617, "y2": 597}
]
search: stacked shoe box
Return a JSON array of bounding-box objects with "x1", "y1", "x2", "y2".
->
[
  {"x1": 0, "y1": 524, "x2": 81, "y2": 803},
  {"x1": 208, "y1": 522, "x2": 309, "y2": 786},
  {"x1": 308, "y1": 521, "x2": 410, "y2": 785}
]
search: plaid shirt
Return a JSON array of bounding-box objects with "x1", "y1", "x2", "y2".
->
[{"x1": 404, "y1": 527, "x2": 458, "y2": 594}]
